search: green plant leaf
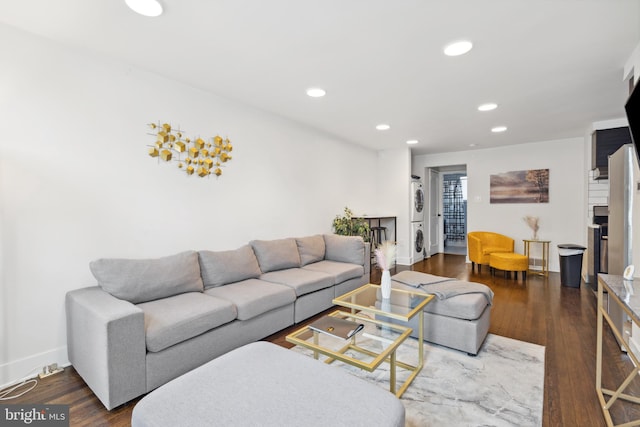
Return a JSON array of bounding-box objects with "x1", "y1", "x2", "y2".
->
[{"x1": 332, "y1": 206, "x2": 370, "y2": 242}]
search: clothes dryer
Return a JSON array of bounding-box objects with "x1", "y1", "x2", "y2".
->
[
  {"x1": 411, "y1": 181, "x2": 425, "y2": 222},
  {"x1": 412, "y1": 222, "x2": 425, "y2": 262}
]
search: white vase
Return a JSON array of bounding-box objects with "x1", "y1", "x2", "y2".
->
[{"x1": 381, "y1": 270, "x2": 392, "y2": 299}]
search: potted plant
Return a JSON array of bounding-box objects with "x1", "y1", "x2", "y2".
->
[{"x1": 332, "y1": 207, "x2": 370, "y2": 242}]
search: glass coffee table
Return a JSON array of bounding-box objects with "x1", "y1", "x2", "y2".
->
[{"x1": 286, "y1": 283, "x2": 433, "y2": 397}]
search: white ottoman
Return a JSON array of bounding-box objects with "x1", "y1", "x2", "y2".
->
[{"x1": 132, "y1": 341, "x2": 405, "y2": 427}]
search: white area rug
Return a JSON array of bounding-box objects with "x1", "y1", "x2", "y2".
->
[{"x1": 291, "y1": 331, "x2": 545, "y2": 427}]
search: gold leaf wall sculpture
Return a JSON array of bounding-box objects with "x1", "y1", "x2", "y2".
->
[{"x1": 147, "y1": 122, "x2": 233, "y2": 178}]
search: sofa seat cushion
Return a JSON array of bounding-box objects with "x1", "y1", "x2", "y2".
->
[
  {"x1": 481, "y1": 246, "x2": 512, "y2": 256},
  {"x1": 302, "y1": 260, "x2": 364, "y2": 285},
  {"x1": 425, "y1": 293, "x2": 489, "y2": 320},
  {"x1": 260, "y1": 268, "x2": 333, "y2": 297},
  {"x1": 137, "y1": 292, "x2": 237, "y2": 353},
  {"x1": 204, "y1": 279, "x2": 296, "y2": 321}
]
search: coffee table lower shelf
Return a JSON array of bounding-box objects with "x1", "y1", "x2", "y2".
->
[{"x1": 286, "y1": 310, "x2": 422, "y2": 398}]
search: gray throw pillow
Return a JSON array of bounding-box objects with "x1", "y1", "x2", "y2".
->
[
  {"x1": 89, "y1": 251, "x2": 203, "y2": 303},
  {"x1": 199, "y1": 245, "x2": 262, "y2": 288},
  {"x1": 296, "y1": 235, "x2": 326, "y2": 266},
  {"x1": 323, "y1": 234, "x2": 364, "y2": 265},
  {"x1": 250, "y1": 238, "x2": 301, "y2": 273}
]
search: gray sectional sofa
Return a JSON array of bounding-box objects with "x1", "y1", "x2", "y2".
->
[{"x1": 65, "y1": 234, "x2": 370, "y2": 410}]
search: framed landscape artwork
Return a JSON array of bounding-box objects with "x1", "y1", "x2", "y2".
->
[{"x1": 490, "y1": 169, "x2": 549, "y2": 204}]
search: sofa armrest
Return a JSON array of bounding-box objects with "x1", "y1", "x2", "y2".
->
[{"x1": 66, "y1": 287, "x2": 146, "y2": 410}]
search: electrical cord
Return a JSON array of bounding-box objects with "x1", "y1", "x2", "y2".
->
[{"x1": 0, "y1": 368, "x2": 40, "y2": 400}]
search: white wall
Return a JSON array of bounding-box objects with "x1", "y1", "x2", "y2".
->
[
  {"x1": 413, "y1": 137, "x2": 586, "y2": 272},
  {"x1": 0, "y1": 24, "x2": 379, "y2": 384},
  {"x1": 376, "y1": 148, "x2": 412, "y2": 265},
  {"x1": 624, "y1": 40, "x2": 640, "y2": 85}
]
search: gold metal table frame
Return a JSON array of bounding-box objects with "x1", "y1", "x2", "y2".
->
[
  {"x1": 597, "y1": 274, "x2": 640, "y2": 426},
  {"x1": 287, "y1": 310, "x2": 413, "y2": 397},
  {"x1": 523, "y1": 239, "x2": 550, "y2": 276},
  {"x1": 286, "y1": 284, "x2": 434, "y2": 398}
]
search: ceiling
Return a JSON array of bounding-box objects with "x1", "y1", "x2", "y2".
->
[{"x1": 1, "y1": 0, "x2": 639, "y2": 155}]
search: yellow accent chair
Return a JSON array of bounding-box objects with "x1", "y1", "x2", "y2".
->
[{"x1": 468, "y1": 231, "x2": 515, "y2": 273}]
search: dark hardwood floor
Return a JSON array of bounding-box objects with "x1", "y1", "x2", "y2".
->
[{"x1": 5, "y1": 253, "x2": 640, "y2": 426}]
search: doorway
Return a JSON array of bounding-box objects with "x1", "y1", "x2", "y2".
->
[
  {"x1": 425, "y1": 165, "x2": 468, "y2": 256},
  {"x1": 442, "y1": 173, "x2": 467, "y2": 255}
]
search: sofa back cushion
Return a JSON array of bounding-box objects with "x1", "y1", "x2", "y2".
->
[
  {"x1": 296, "y1": 235, "x2": 326, "y2": 266},
  {"x1": 89, "y1": 251, "x2": 203, "y2": 303},
  {"x1": 250, "y1": 238, "x2": 301, "y2": 273},
  {"x1": 199, "y1": 245, "x2": 262, "y2": 288},
  {"x1": 323, "y1": 234, "x2": 364, "y2": 265}
]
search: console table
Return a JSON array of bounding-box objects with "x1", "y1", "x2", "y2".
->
[
  {"x1": 523, "y1": 239, "x2": 550, "y2": 277},
  {"x1": 596, "y1": 274, "x2": 640, "y2": 426}
]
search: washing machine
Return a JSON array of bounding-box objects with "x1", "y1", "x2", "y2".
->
[
  {"x1": 411, "y1": 222, "x2": 425, "y2": 262},
  {"x1": 411, "y1": 181, "x2": 425, "y2": 222}
]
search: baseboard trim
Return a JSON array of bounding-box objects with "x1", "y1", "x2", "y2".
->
[
  {"x1": 0, "y1": 346, "x2": 69, "y2": 388},
  {"x1": 396, "y1": 256, "x2": 412, "y2": 266}
]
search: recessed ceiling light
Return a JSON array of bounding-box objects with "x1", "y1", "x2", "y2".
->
[
  {"x1": 444, "y1": 40, "x2": 473, "y2": 57},
  {"x1": 469, "y1": 143, "x2": 477, "y2": 147},
  {"x1": 376, "y1": 124, "x2": 390, "y2": 131},
  {"x1": 406, "y1": 140, "x2": 419, "y2": 145},
  {"x1": 491, "y1": 126, "x2": 507, "y2": 133},
  {"x1": 478, "y1": 103, "x2": 498, "y2": 112},
  {"x1": 125, "y1": 0, "x2": 163, "y2": 17},
  {"x1": 306, "y1": 88, "x2": 326, "y2": 98}
]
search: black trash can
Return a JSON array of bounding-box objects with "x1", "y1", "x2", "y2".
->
[{"x1": 558, "y1": 244, "x2": 586, "y2": 288}]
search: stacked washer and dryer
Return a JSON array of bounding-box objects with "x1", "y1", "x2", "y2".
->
[{"x1": 410, "y1": 178, "x2": 425, "y2": 263}]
